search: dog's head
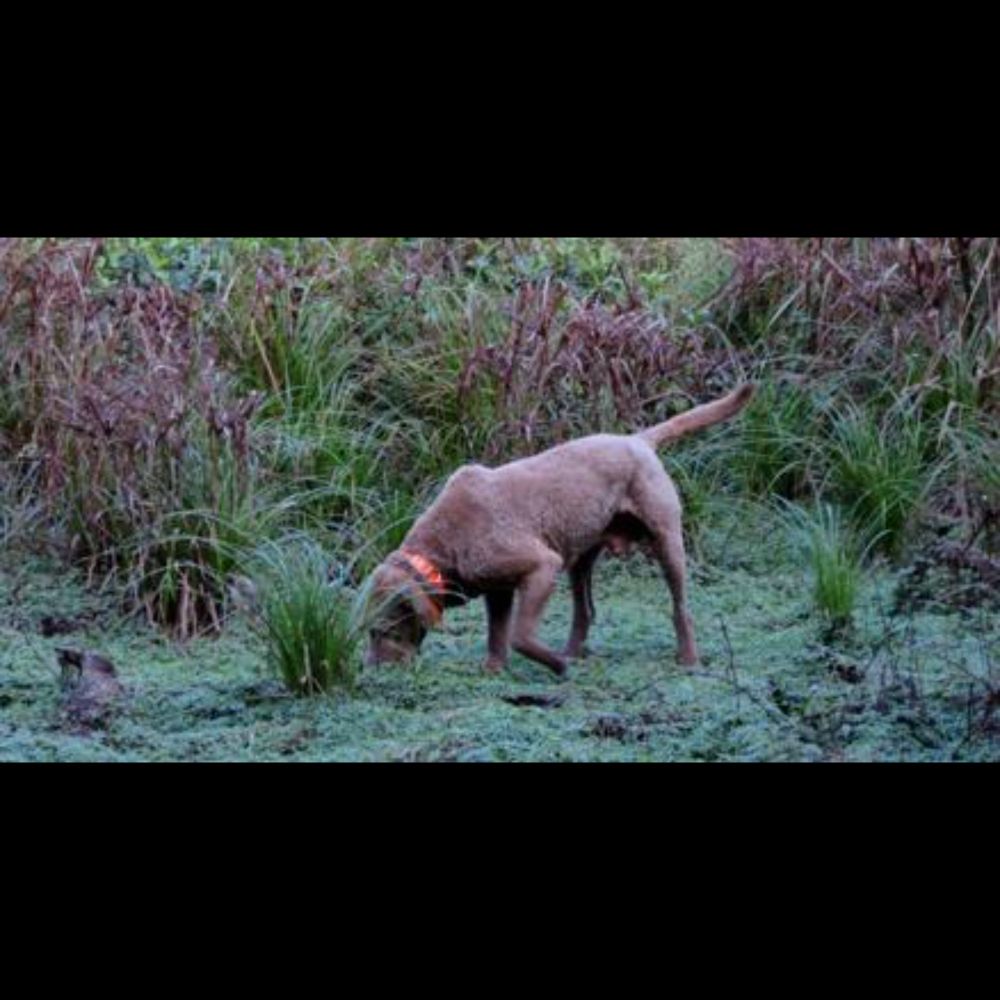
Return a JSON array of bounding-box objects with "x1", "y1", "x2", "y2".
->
[{"x1": 364, "y1": 561, "x2": 440, "y2": 666}]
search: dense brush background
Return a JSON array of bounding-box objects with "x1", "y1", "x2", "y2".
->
[{"x1": 1, "y1": 237, "x2": 998, "y2": 760}]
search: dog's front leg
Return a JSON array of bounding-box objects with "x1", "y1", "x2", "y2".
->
[
  {"x1": 483, "y1": 590, "x2": 514, "y2": 674},
  {"x1": 564, "y1": 546, "x2": 600, "y2": 660},
  {"x1": 511, "y1": 554, "x2": 568, "y2": 676}
]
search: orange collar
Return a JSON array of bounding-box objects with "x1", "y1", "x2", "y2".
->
[{"x1": 397, "y1": 548, "x2": 446, "y2": 625}]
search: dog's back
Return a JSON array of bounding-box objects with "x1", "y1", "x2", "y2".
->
[{"x1": 406, "y1": 385, "x2": 755, "y2": 569}]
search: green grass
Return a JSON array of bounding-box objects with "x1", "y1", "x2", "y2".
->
[
  {"x1": 2, "y1": 237, "x2": 998, "y2": 760},
  {"x1": 3, "y1": 505, "x2": 997, "y2": 761},
  {"x1": 349, "y1": 488, "x2": 428, "y2": 580},
  {"x1": 251, "y1": 539, "x2": 366, "y2": 696},
  {"x1": 732, "y1": 379, "x2": 818, "y2": 498},
  {"x1": 824, "y1": 400, "x2": 938, "y2": 560},
  {"x1": 779, "y1": 501, "x2": 868, "y2": 628},
  {"x1": 117, "y1": 429, "x2": 316, "y2": 638}
]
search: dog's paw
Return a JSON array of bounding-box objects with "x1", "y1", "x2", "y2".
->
[
  {"x1": 549, "y1": 657, "x2": 569, "y2": 677},
  {"x1": 562, "y1": 643, "x2": 590, "y2": 661},
  {"x1": 483, "y1": 657, "x2": 507, "y2": 675}
]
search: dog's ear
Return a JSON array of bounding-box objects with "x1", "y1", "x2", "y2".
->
[
  {"x1": 406, "y1": 584, "x2": 441, "y2": 629},
  {"x1": 369, "y1": 563, "x2": 438, "y2": 630}
]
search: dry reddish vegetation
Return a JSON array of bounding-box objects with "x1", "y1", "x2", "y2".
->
[
  {"x1": 460, "y1": 278, "x2": 739, "y2": 459},
  {"x1": 1, "y1": 237, "x2": 998, "y2": 640},
  {"x1": 720, "y1": 237, "x2": 999, "y2": 395},
  {"x1": 1, "y1": 237, "x2": 998, "y2": 759},
  {"x1": 0, "y1": 239, "x2": 262, "y2": 633}
]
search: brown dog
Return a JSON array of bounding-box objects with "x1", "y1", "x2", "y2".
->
[{"x1": 365, "y1": 383, "x2": 755, "y2": 674}]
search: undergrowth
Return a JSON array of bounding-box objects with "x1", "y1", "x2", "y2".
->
[{"x1": 1, "y1": 235, "x2": 997, "y2": 654}]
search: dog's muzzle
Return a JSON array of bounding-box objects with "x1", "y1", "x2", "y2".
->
[{"x1": 365, "y1": 637, "x2": 414, "y2": 666}]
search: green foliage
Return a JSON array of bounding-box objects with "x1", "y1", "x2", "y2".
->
[
  {"x1": 349, "y1": 488, "x2": 427, "y2": 581},
  {"x1": 4, "y1": 534, "x2": 998, "y2": 761},
  {"x1": 780, "y1": 501, "x2": 869, "y2": 627},
  {"x1": 3, "y1": 234, "x2": 997, "y2": 649},
  {"x1": 123, "y1": 433, "x2": 309, "y2": 638},
  {"x1": 824, "y1": 400, "x2": 936, "y2": 560},
  {"x1": 5, "y1": 235, "x2": 1000, "y2": 761},
  {"x1": 732, "y1": 379, "x2": 818, "y2": 497},
  {"x1": 253, "y1": 538, "x2": 365, "y2": 696}
]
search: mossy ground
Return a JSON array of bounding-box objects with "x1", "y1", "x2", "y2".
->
[{"x1": 2, "y1": 504, "x2": 997, "y2": 762}]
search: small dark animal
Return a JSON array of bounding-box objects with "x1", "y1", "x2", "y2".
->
[
  {"x1": 365, "y1": 384, "x2": 755, "y2": 675},
  {"x1": 56, "y1": 648, "x2": 125, "y2": 729}
]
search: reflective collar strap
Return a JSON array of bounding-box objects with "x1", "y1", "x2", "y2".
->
[{"x1": 396, "y1": 549, "x2": 446, "y2": 624}]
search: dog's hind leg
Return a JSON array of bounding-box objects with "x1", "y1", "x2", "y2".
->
[
  {"x1": 631, "y1": 467, "x2": 700, "y2": 667},
  {"x1": 564, "y1": 545, "x2": 601, "y2": 660},
  {"x1": 655, "y1": 527, "x2": 699, "y2": 666},
  {"x1": 511, "y1": 549, "x2": 568, "y2": 675},
  {"x1": 484, "y1": 589, "x2": 514, "y2": 674}
]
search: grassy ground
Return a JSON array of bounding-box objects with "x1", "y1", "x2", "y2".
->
[
  {"x1": 2, "y1": 239, "x2": 996, "y2": 762},
  {"x1": 4, "y1": 503, "x2": 996, "y2": 762}
]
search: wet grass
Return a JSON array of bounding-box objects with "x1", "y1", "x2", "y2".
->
[{"x1": 3, "y1": 503, "x2": 997, "y2": 762}]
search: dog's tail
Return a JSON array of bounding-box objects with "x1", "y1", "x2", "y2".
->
[{"x1": 637, "y1": 384, "x2": 755, "y2": 449}]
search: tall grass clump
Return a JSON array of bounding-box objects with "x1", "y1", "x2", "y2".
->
[
  {"x1": 730, "y1": 379, "x2": 818, "y2": 497},
  {"x1": 213, "y1": 250, "x2": 373, "y2": 495},
  {"x1": 716, "y1": 237, "x2": 1000, "y2": 557},
  {"x1": 122, "y1": 433, "x2": 317, "y2": 637},
  {"x1": 251, "y1": 354, "x2": 390, "y2": 529},
  {"x1": 944, "y1": 415, "x2": 1000, "y2": 554},
  {"x1": 780, "y1": 501, "x2": 869, "y2": 629},
  {"x1": 369, "y1": 277, "x2": 506, "y2": 473},
  {"x1": 214, "y1": 243, "x2": 487, "y2": 521},
  {"x1": 252, "y1": 539, "x2": 365, "y2": 696},
  {"x1": 824, "y1": 400, "x2": 937, "y2": 560},
  {"x1": 216, "y1": 252, "x2": 354, "y2": 409}
]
